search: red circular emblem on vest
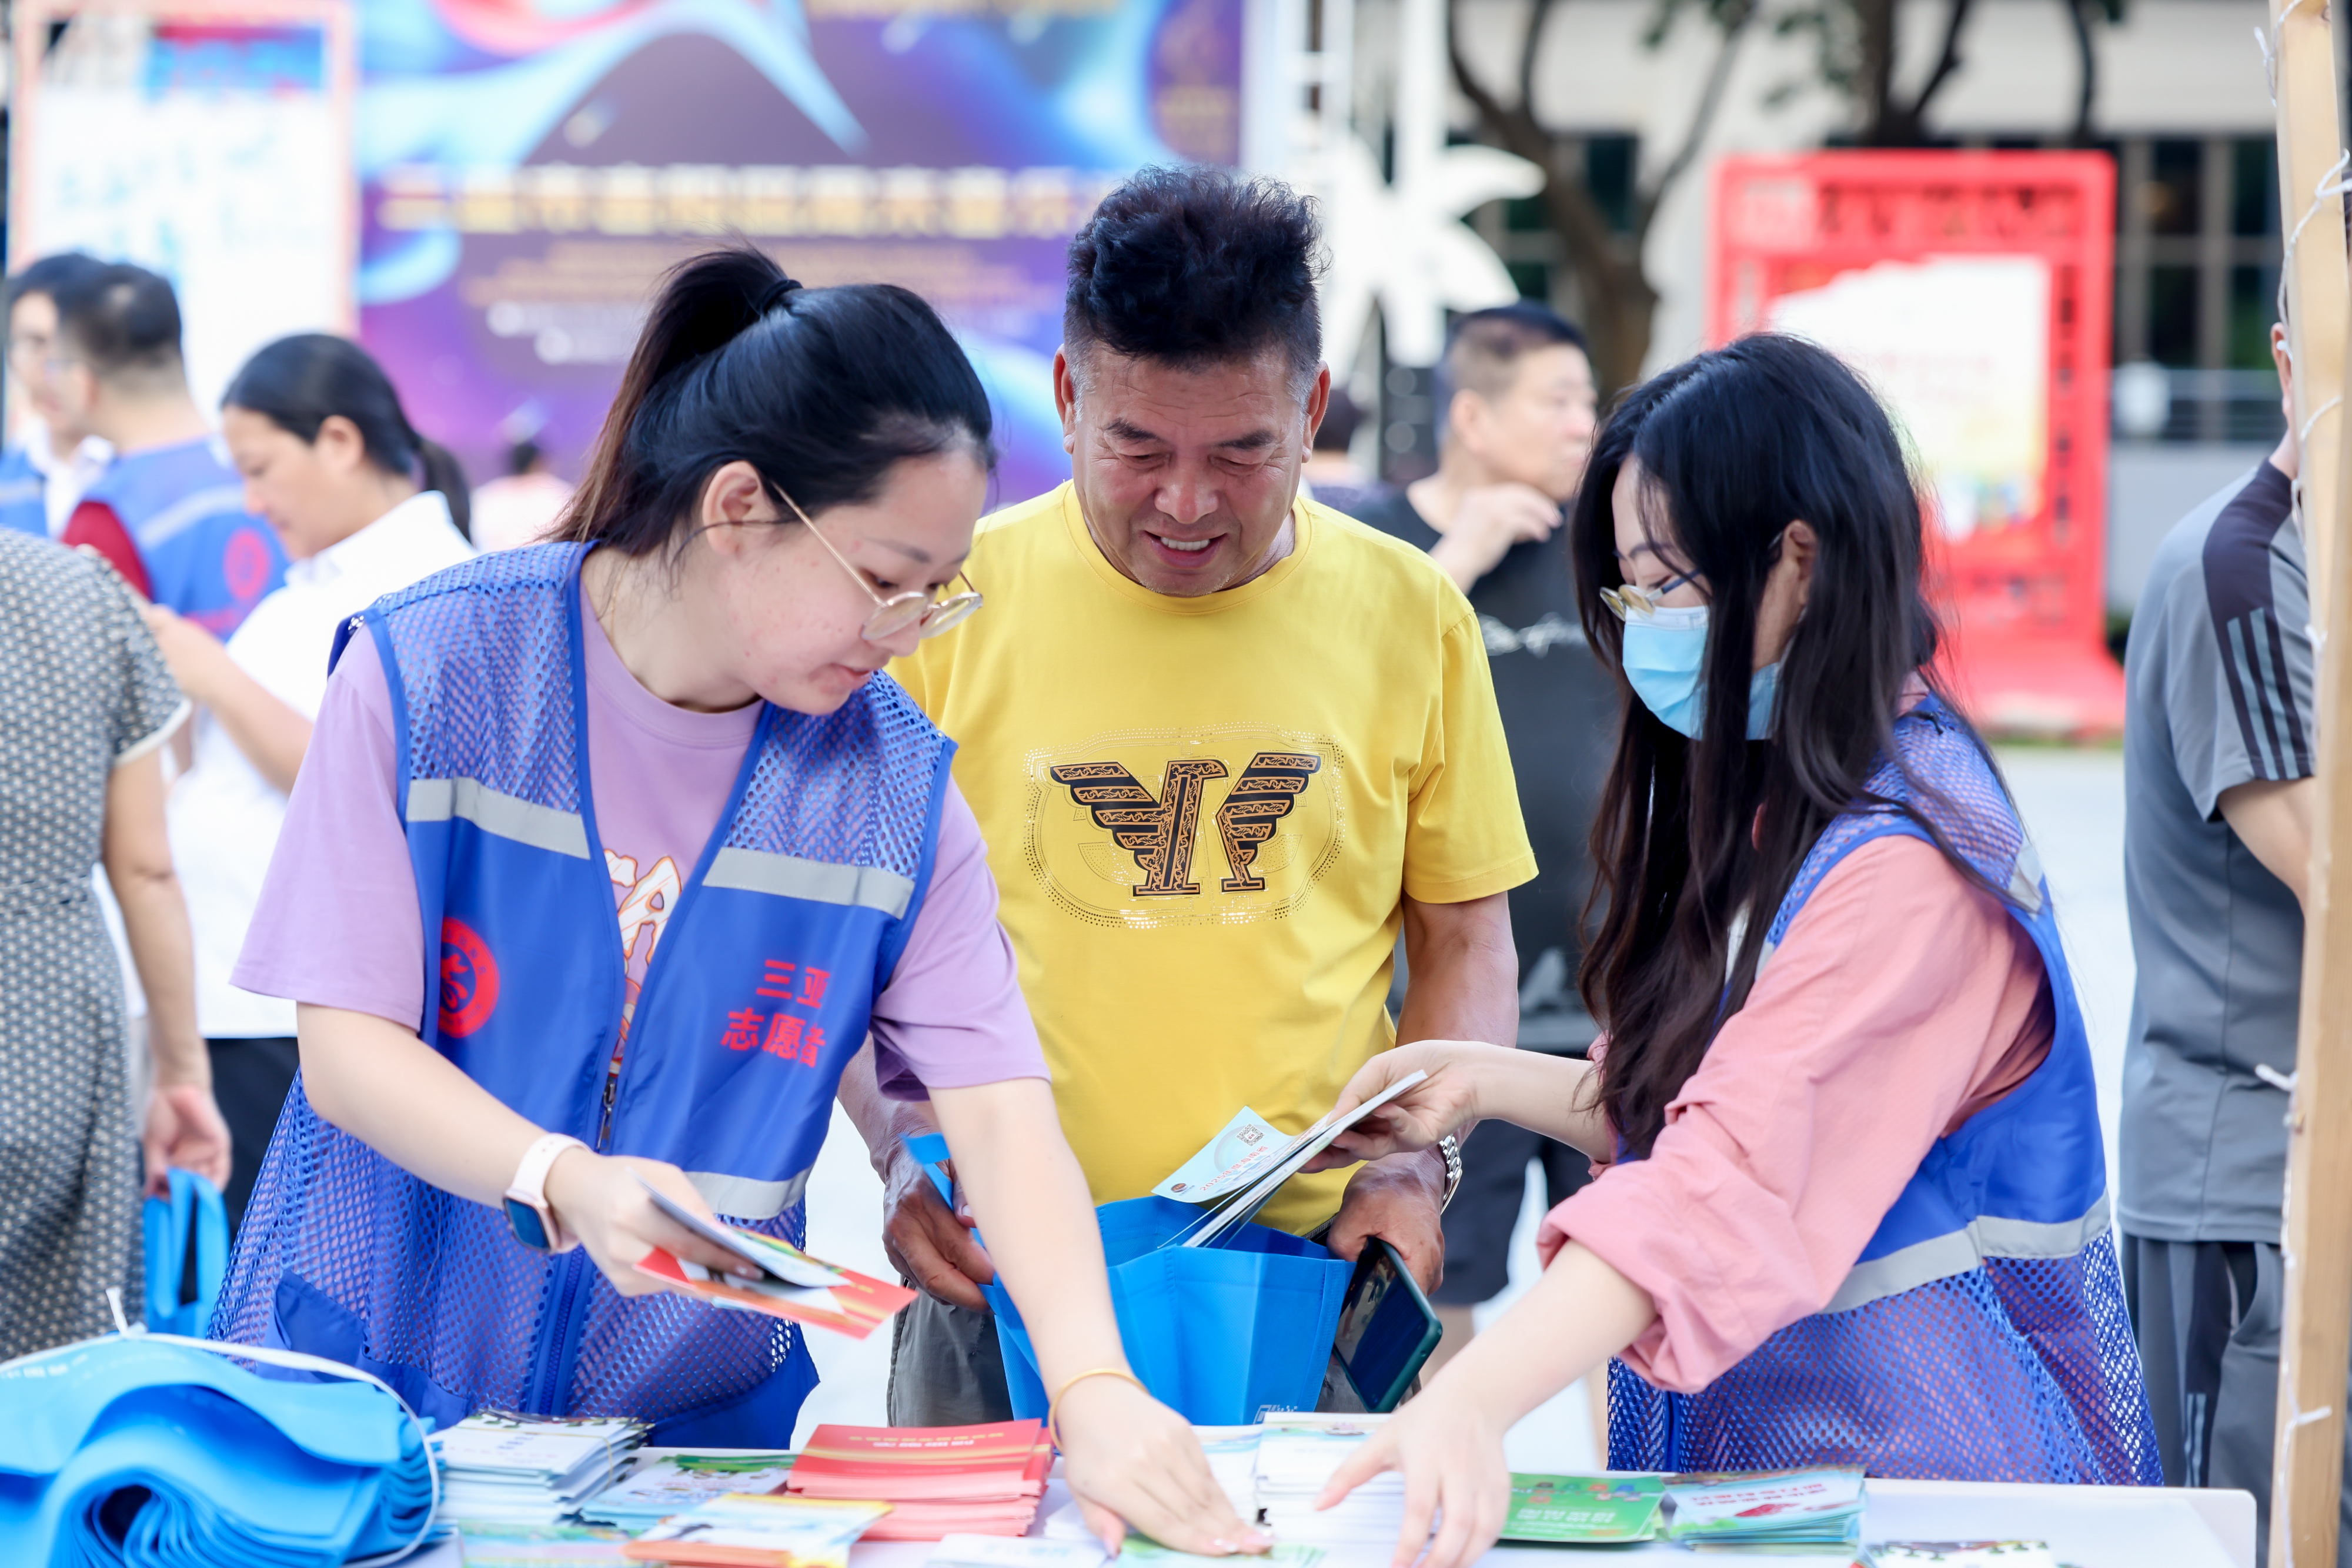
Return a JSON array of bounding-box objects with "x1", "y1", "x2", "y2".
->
[
  {"x1": 438, "y1": 918, "x2": 500, "y2": 1038},
  {"x1": 223, "y1": 526, "x2": 273, "y2": 603}
]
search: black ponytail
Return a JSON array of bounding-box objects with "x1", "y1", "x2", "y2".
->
[
  {"x1": 560, "y1": 245, "x2": 993, "y2": 556},
  {"x1": 223, "y1": 333, "x2": 473, "y2": 539}
]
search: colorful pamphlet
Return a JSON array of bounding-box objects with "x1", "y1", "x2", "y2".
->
[
  {"x1": 1174, "y1": 1073, "x2": 1431, "y2": 1248},
  {"x1": 622, "y1": 1494, "x2": 891, "y2": 1567},
  {"x1": 457, "y1": 1522, "x2": 633, "y2": 1565},
  {"x1": 1154, "y1": 1108, "x2": 1288, "y2": 1202},
  {"x1": 787, "y1": 1420, "x2": 1055, "y2": 1540},
  {"x1": 1663, "y1": 1465, "x2": 1867, "y2": 1550},
  {"x1": 637, "y1": 1248, "x2": 915, "y2": 1340},
  {"x1": 1865, "y1": 1544, "x2": 2060, "y2": 1567},
  {"x1": 577, "y1": 1449, "x2": 797, "y2": 1531},
  {"x1": 1501, "y1": 1472, "x2": 1665, "y2": 1544},
  {"x1": 928, "y1": 1536, "x2": 1110, "y2": 1568}
]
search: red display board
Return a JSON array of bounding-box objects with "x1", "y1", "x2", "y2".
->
[{"x1": 1710, "y1": 151, "x2": 2123, "y2": 737}]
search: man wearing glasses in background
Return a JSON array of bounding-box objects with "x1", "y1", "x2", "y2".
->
[
  {"x1": 0, "y1": 253, "x2": 113, "y2": 540},
  {"x1": 841, "y1": 165, "x2": 1535, "y2": 1423},
  {"x1": 1349, "y1": 303, "x2": 1611, "y2": 1376}
]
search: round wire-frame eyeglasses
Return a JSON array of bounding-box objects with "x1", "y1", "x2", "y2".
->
[
  {"x1": 776, "y1": 486, "x2": 984, "y2": 642},
  {"x1": 1599, "y1": 568, "x2": 1702, "y2": 622}
]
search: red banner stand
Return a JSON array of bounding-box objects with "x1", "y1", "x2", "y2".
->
[{"x1": 1710, "y1": 151, "x2": 2124, "y2": 738}]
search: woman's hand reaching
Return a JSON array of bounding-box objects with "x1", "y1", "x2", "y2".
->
[
  {"x1": 1055, "y1": 1373, "x2": 1267, "y2": 1557},
  {"x1": 1302, "y1": 1041, "x2": 1503, "y2": 1172},
  {"x1": 542, "y1": 1151, "x2": 769, "y2": 1296}
]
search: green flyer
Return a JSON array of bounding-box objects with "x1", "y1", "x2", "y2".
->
[{"x1": 1501, "y1": 1473, "x2": 1666, "y2": 1544}]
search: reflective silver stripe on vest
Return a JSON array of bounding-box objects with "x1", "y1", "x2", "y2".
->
[
  {"x1": 1823, "y1": 1192, "x2": 2112, "y2": 1315},
  {"x1": 406, "y1": 777, "x2": 590, "y2": 859},
  {"x1": 132, "y1": 483, "x2": 252, "y2": 549},
  {"x1": 686, "y1": 1168, "x2": 809, "y2": 1221},
  {"x1": 703, "y1": 846, "x2": 915, "y2": 919}
]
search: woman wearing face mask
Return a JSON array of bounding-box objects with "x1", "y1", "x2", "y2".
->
[
  {"x1": 211, "y1": 249, "x2": 1261, "y2": 1555},
  {"x1": 140, "y1": 334, "x2": 476, "y2": 1232},
  {"x1": 1303, "y1": 335, "x2": 2159, "y2": 1568}
]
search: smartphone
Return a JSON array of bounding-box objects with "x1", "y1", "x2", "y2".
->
[{"x1": 1331, "y1": 1239, "x2": 1443, "y2": 1413}]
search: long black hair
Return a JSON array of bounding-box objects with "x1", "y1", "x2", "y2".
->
[
  {"x1": 562, "y1": 246, "x2": 993, "y2": 554},
  {"x1": 224, "y1": 333, "x2": 473, "y2": 538},
  {"x1": 1570, "y1": 333, "x2": 2004, "y2": 1157}
]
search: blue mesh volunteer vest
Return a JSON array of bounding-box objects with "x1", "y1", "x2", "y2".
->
[
  {"x1": 211, "y1": 543, "x2": 954, "y2": 1444},
  {"x1": 1608, "y1": 698, "x2": 2161, "y2": 1485},
  {"x1": 0, "y1": 446, "x2": 45, "y2": 537},
  {"x1": 81, "y1": 438, "x2": 284, "y2": 633}
]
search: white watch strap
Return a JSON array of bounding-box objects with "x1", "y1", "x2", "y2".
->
[{"x1": 509, "y1": 1132, "x2": 587, "y2": 1244}]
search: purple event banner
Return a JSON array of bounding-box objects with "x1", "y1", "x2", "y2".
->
[{"x1": 356, "y1": 0, "x2": 1242, "y2": 504}]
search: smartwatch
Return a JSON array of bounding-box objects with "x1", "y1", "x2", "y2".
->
[{"x1": 504, "y1": 1133, "x2": 587, "y2": 1253}]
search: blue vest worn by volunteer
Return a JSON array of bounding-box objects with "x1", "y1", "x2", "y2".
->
[
  {"x1": 78, "y1": 437, "x2": 283, "y2": 633},
  {"x1": 0, "y1": 444, "x2": 46, "y2": 537},
  {"x1": 209, "y1": 542, "x2": 953, "y2": 1444},
  {"x1": 1609, "y1": 698, "x2": 2162, "y2": 1485}
]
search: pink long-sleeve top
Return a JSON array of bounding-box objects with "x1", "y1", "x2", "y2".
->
[{"x1": 1540, "y1": 832, "x2": 2055, "y2": 1393}]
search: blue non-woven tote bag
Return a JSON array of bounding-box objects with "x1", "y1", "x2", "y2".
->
[
  {"x1": 907, "y1": 1137, "x2": 1349, "y2": 1427},
  {"x1": 142, "y1": 1169, "x2": 226, "y2": 1338}
]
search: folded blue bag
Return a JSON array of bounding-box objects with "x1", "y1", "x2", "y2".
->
[
  {"x1": 142, "y1": 1172, "x2": 226, "y2": 1340},
  {"x1": 907, "y1": 1136, "x2": 1349, "y2": 1426},
  {"x1": 0, "y1": 1333, "x2": 435, "y2": 1567}
]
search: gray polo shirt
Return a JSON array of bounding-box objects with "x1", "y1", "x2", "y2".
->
[{"x1": 2120, "y1": 462, "x2": 2309, "y2": 1243}]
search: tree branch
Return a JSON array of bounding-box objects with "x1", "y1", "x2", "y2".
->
[
  {"x1": 1518, "y1": 0, "x2": 1562, "y2": 112},
  {"x1": 1637, "y1": 0, "x2": 1757, "y2": 237},
  {"x1": 1896, "y1": 0, "x2": 1977, "y2": 132},
  {"x1": 2063, "y1": 0, "x2": 2096, "y2": 143}
]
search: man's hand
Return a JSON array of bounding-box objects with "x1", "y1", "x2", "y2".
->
[
  {"x1": 1426, "y1": 482, "x2": 1561, "y2": 591},
  {"x1": 880, "y1": 1142, "x2": 997, "y2": 1309},
  {"x1": 1326, "y1": 1149, "x2": 1446, "y2": 1293}
]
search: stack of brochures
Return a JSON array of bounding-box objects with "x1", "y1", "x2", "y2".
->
[
  {"x1": 1160, "y1": 1074, "x2": 1429, "y2": 1248},
  {"x1": 1662, "y1": 1465, "x2": 1867, "y2": 1552},
  {"x1": 1501, "y1": 1473, "x2": 1665, "y2": 1544},
  {"x1": 786, "y1": 1420, "x2": 1054, "y2": 1540},
  {"x1": 623, "y1": 1495, "x2": 891, "y2": 1567},
  {"x1": 1251, "y1": 1414, "x2": 1408, "y2": 1547},
  {"x1": 577, "y1": 1448, "x2": 798, "y2": 1531},
  {"x1": 431, "y1": 1413, "x2": 647, "y2": 1528}
]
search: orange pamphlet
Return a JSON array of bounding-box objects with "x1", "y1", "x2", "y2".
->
[{"x1": 639, "y1": 1248, "x2": 915, "y2": 1340}]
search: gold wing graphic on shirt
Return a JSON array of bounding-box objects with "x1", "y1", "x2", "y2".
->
[
  {"x1": 1049, "y1": 758, "x2": 1228, "y2": 897},
  {"x1": 1214, "y1": 752, "x2": 1323, "y2": 892}
]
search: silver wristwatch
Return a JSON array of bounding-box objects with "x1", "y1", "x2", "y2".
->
[{"x1": 1435, "y1": 1134, "x2": 1464, "y2": 1212}]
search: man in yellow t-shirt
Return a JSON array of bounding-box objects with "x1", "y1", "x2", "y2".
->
[{"x1": 841, "y1": 166, "x2": 1536, "y2": 1425}]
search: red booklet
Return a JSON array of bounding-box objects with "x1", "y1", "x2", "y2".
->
[
  {"x1": 786, "y1": 1422, "x2": 1052, "y2": 1502},
  {"x1": 638, "y1": 1249, "x2": 915, "y2": 1341}
]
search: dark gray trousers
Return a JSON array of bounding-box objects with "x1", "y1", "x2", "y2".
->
[
  {"x1": 2123, "y1": 1234, "x2": 2352, "y2": 1566},
  {"x1": 886, "y1": 1289, "x2": 1016, "y2": 1427}
]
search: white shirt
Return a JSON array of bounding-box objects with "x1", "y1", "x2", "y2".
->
[
  {"x1": 21, "y1": 419, "x2": 114, "y2": 536},
  {"x1": 171, "y1": 489, "x2": 475, "y2": 1037}
]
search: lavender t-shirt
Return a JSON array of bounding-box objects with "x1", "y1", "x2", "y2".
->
[{"x1": 232, "y1": 584, "x2": 1046, "y2": 1098}]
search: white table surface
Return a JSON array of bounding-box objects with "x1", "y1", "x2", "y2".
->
[{"x1": 410, "y1": 1474, "x2": 2255, "y2": 1568}]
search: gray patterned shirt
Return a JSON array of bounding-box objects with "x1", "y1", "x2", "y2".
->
[{"x1": 2120, "y1": 462, "x2": 2310, "y2": 1242}]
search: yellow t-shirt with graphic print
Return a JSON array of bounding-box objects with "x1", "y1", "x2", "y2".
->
[{"x1": 893, "y1": 482, "x2": 1535, "y2": 1232}]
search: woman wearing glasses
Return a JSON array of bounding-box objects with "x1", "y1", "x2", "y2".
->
[
  {"x1": 1304, "y1": 335, "x2": 2157, "y2": 1568},
  {"x1": 213, "y1": 249, "x2": 1262, "y2": 1556}
]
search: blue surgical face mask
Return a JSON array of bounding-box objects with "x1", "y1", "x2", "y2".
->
[{"x1": 1620, "y1": 604, "x2": 1780, "y2": 741}]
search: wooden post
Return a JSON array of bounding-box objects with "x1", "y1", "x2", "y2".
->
[{"x1": 2269, "y1": 0, "x2": 2352, "y2": 1556}]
